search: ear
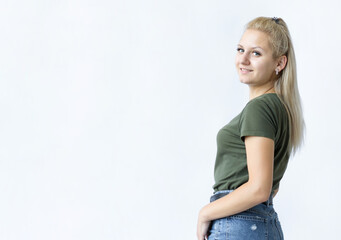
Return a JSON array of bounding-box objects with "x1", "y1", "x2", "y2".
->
[{"x1": 276, "y1": 55, "x2": 287, "y2": 72}]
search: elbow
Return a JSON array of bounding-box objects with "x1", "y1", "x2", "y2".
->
[
  {"x1": 248, "y1": 183, "x2": 272, "y2": 204},
  {"x1": 257, "y1": 190, "x2": 271, "y2": 203}
]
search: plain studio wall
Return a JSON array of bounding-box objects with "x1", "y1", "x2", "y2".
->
[{"x1": 1, "y1": 0, "x2": 340, "y2": 239}]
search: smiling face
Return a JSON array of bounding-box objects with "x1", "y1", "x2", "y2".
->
[{"x1": 235, "y1": 29, "x2": 278, "y2": 87}]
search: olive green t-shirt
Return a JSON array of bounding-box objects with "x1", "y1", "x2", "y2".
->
[{"x1": 213, "y1": 93, "x2": 290, "y2": 193}]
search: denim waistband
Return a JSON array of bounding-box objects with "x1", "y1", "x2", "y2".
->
[{"x1": 210, "y1": 190, "x2": 273, "y2": 206}]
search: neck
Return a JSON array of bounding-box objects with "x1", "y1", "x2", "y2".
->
[{"x1": 248, "y1": 84, "x2": 275, "y2": 100}]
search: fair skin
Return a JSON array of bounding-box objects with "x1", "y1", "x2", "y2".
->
[{"x1": 196, "y1": 29, "x2": 287, "y2": 240}]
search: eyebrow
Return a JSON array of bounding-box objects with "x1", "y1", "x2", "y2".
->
[{"x1": 237, "y1": 44, "x2": 265, "y2": 51}]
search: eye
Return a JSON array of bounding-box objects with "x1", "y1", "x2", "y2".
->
[
  {"x1": 252, "y1": 51, "x2": 261, "y2": 56},
  {"x1": 237, "y1": 47, "x2": 244, "y2": 53}
]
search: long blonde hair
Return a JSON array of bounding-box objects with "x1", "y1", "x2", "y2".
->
[{"x1": 246, "y1": 17, "x2": 305, "y2": 155}]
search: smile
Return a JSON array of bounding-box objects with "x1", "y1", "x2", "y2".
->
[{"x1": 240, "y1": 68, "x2": 253, "y2": 73}]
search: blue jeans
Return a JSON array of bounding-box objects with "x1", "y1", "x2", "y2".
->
[{"x1": 208, "y1": 190, "x2": 284, "y2": 240}]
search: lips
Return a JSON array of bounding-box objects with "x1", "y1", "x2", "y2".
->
[{"x1": 240, "y1": 68, "x2": 253, "y2": 73}]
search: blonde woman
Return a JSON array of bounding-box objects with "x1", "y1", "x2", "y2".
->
[{"x1": 197, "y1": 17, "x2": 304, "y2": 240}]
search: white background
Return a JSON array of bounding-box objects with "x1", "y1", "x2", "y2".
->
[{"x1": 1, "y1": 0, "x2": 340, "y2": 239}]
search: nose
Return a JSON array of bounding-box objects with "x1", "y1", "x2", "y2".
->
[{"x1": 239, "y1": 52, "x2": 250, "y2": 65}]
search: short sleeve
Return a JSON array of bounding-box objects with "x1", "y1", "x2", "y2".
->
[{"x1": 239, "y1": 99, "x2": 276, "y2": 141}]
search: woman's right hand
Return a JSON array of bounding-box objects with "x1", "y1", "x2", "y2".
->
[{"x1": 197, "y1": 208, "x2": 211, "y2": 240}]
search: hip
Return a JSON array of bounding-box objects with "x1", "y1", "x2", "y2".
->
[{"x1": 208, "y1": 190, "x2": 284, "y2": 240}]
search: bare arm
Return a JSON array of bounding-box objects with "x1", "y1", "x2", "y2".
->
[{"x1": 197, "y1": 136, "x2": 274, "y2": 239}]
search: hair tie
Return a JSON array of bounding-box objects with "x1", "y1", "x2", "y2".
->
[{"x1": 272, "y1": 17, "x2": 280, "y2": 24}]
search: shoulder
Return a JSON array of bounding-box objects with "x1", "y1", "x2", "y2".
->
[
  {"x1": 239, "y1": 94, "x2": 281, "y2": 140},
  {"x1": 247, "y1": 93, "x2": 280, "y2": 106},
  {"x1": 243, "y1": 93, "x2": 283, "y2": 115}
]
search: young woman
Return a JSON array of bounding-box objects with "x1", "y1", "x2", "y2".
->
[{"x1": 197, "y1": 17, "x2": 304, "y2": 240}]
